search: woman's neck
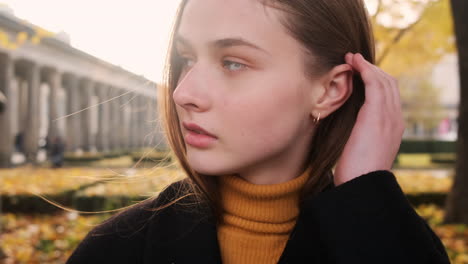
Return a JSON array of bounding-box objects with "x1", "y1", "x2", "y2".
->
[{"x1": 235, "y1": 157, "x2": 310, "y2": 185}]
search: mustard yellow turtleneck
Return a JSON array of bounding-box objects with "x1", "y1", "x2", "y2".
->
[{"x1": 217, "y1": 168, "x2": 311, "y2": 264}]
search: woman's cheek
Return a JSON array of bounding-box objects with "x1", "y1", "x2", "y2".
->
[{"x1": 227, "y1": 103, "x2": 291, "y2": 154}]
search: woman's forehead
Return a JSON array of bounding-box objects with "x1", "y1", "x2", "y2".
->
[{"x1": 177, "y1": 0, "x2": 288, "y2": 49}]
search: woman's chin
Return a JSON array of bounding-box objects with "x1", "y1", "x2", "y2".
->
[
  {"x1": 191, "y1": 165, "x2": 234, "y2": 176},
  {"x1": 186, "y1": 158, "x2": 237, "y2": 176}
]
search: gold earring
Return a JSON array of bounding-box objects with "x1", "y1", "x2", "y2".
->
[{"x1": 314, "y1": 112, "x2": 321, "y2": 124}]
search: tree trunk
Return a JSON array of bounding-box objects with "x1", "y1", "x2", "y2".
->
[{"x1": 444, "y1": 0, "x2": 468, "y2": 224}]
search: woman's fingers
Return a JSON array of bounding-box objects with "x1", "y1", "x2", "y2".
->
[
  {"x1": 350, "y1": 54, "x2": 381, "y2": 104},
  {"x1": 357, "y1": 55, "x2": 403, "y2": 126},
  {"x1": 346, "y1": 53, "x2": 393, "y2": 107},
  {"x1": 345, "y1": 52, "x2": 404, "y2": 131},
  {"x1": 366, "y1": 58, "x2": 400, "y2": 111}
]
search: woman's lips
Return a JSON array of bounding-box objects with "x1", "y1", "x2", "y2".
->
[
  {"x1": 185, "y1": 130, "x2": 217, "y2": 148},
  {"x1": 183, "y1": 122, "x2": 217, "y2": 138},
  {"x1": 183, "y1": 122, "x2": 218, "y2": 148}
]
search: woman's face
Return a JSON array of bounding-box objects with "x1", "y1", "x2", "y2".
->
[{"x1": 173, "y1": 0, "x2": 322, "y2": 183}]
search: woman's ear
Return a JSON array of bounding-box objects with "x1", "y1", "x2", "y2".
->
[{"x1": 311, "y1": 64, "x2": 353, "y2": 119}]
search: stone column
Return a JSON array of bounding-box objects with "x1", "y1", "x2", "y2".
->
[
  {"x1": 143, "y1": 97, "x2": 153, "y2": 148},
  {"x1": 115, "y1": 88, "x2": 125, "y2": 151},
  {"x1": 120, "y1": 91, "x2": 131, "y2": 150},
  {"x1": 80, "y1": 79, "x2": 94, "y2": 152},
  {"x1": 137, "y1": 95, "x2": 144, "y2": 149},
  {"x1": 150, "y1": 98, "x2": 164, "y2": 149},
  {"x1": 108, "y1": 88, "x2": 118, "y2": 152},
  {"x1": 142, "y1": 96, "x2": 148, "y2": 149},
  {"x1": 0, "y1": 53, "x2": 14, "y2": 167},
  {"x1": 145, "y1": 98, "x2": 153, "y2": 148},
  {"x1": 113, "y1": 89, "x2": 120, "y2": 151},
  {"x1": 151, "y1": 98, "x2": 158, "y2": 146},
  {"x1": 127, "y1": 95, "x2": 133, "y2": 149},
  {"x1": 153, "y1": 97, "x2": 166, "y2": 149},
  {"x1": 135, "y1": 95, "x2": 143, "y2": 149},
  {"x1": 23, "y1": 61, "x2": 41, "y2": 163},
  {"x1": 96, "y1": 84, "x2": 110, "y2": 153},
  {"x1": 65, "y1": 74, "x2": 81, "y2": 153},
  {"x1": 46, "y1": 69, "x2": 61, "y2": 141},
  {"x1": 141, "y1": 96, "x2": 149, "y2": 149},
  {"x1": 151, "y1": 97, "x2": 164, "y2": 149},
  {"x1": 130, "y1": 94, "x2": 138, "y2": 149}
]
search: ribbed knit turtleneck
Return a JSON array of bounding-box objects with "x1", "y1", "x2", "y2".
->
[{"x1": 217, "y1": 168, "x2": 311, "y2": 264}]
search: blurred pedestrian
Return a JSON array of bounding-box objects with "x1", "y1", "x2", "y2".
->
[
  {"x1": 14, "y1": 132, "x2": 24, "y2": 153},
  {"x1": 0, "y1": 90, "x2": 6, "y2": 113},
  {"x1": 49, "y1": 136, "x2": 66, "y2": 168}
]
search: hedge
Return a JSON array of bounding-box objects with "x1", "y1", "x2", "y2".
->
[{"x1": 399, "y1": 140, "x2": 456, "y2": 154}]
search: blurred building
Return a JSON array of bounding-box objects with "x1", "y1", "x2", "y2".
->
[
  {"x1": 402, "y1": 54, "x2": 460, "y2": 141},
  {"x1": 431, "y1": 54, "x2": 459, "y2": 141},
  {"x1": 0, "y1": 11, "x2": 163, "y2": 167}
]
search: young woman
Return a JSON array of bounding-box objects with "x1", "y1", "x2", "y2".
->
[{"x1": 67, "y1": 0, "x2": 450, "y2": 263}]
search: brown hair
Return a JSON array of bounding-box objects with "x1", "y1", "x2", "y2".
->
[{"x1": 159, "y1": 0, "x2": 375, "y2": 220}]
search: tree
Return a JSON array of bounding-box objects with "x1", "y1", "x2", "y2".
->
[
  {"x1": 444, "y1": 0, "x2": 468, "y2": 225},
  {"x1": 0, "y1": 24, "x2": 54, "y2": 50},
  {"x1": 370, "y1": 0, "x2": 455, "y2": 76}
]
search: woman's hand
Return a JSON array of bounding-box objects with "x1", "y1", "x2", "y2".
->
[{"x1": 333, "y1": 53, "x2": 405, "y2": 186}]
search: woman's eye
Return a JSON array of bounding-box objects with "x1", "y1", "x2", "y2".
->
[
  {"x1": 181, "y1": 57, "x2": 195, "y2": 68},
  {"x1": 223, "y1": 60, "x2": 246, "y2": 71}
]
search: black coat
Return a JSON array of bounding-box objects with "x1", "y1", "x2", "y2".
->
[{"x1": 66, "y1": 170, "x2": 450, "y2": 264}]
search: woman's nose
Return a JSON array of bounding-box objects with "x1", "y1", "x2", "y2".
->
[{"x1": 172, "y1": 66, "x2": 211, "y2": 112}]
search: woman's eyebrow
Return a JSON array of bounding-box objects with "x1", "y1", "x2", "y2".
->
[
  {"x1": 210, "y1": 38, "x2": 270, "y2": 55},
  {"x1": 175, "y1": 35, "x2": 270, "y2": 55}
]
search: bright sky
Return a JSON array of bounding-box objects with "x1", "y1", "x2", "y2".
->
[
  {"x1": 1, "y1": 0, "x2": 181, "y2": 83},
  {"x1": 0, "y1": 1, "x2": 387, "y2": 84}
]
